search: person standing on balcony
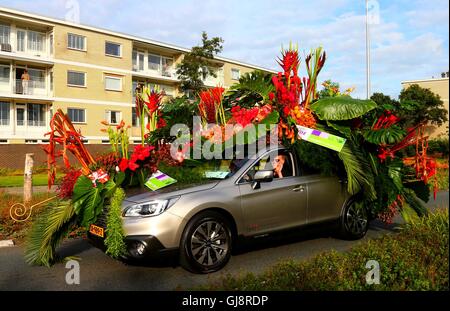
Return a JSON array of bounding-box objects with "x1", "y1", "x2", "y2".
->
[{"x1": 21, "y1": 69, "x2": 30, "y2": 95}]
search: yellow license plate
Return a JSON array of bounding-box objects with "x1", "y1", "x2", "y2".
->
[{"x1": 89, "y1": 224, "x2": 104, "y2": 238}]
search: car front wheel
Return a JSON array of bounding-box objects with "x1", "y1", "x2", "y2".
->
[
  {"x1": 179, "y1": 211, "x2": 233, "y2": 273},
  {"x1": 339, "y1": 199, "x2": 369, "y2": 240}
]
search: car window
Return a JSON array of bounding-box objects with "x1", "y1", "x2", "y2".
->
[{"x1": 239, "y1": 150, "x2": 295, "y2": 183}]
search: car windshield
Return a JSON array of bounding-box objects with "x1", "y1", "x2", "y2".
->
[{"x1": 203, "y1": 157, "x2": 250, "y2": 180}]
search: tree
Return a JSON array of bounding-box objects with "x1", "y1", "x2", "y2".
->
[
  {"x1": 399, "y1": 84, "x2": 448, "y2": 127},
  {"x1": 176, "y1": 31, "x2": 224, "y2": 95},
  {"x1": 318, "y1": 80, "x2": 340, "y2": 98}
]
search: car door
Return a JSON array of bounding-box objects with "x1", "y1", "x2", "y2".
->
[
  {"x1": 294, "y1": 151, "x2": 348, "y2": 224},
  {"x1": 238, "y1": 149, "x2": 308, "y2": 236}
]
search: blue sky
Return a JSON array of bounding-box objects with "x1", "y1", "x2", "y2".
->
[{"x1": 1, "y1": 0, "x2": 448, "y2": 99}]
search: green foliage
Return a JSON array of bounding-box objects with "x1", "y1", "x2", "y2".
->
[
  {"x1": 338, "y1": 142, "x2": 376, "y2": 200},
  {"x1": 318, "y1": 80, "x2": 341, "y2": 99},
  {"x1": 362, "y1": 126, "x2": 406, "y2": 145},
  {"x1": 25, "y1": 200, "x2": 77, "y2": 267},
  {"x1": 224, "y1": 70, "x2": 275, "y2": 108},
  {"x1": 311, "y1": 96, "x2": 377, "y2": 120},
  {"x1": 158, "y1": 163, "x2": 207, "y2": 185},
  {"x1": 72, "y1": 176, "x2": 116, "y2": 227},
  {"x1": 294, "y1": 141, "x2": 340, "y2": 176},
  {"x1": 399, "y1": 84, "x2": 448, "y2": 127},
  {"x1": 427, "y1": 138, "x2": 449, "y2": 157},
  {"x1": 105, "y1": 187, "x2": 126, "y2": 259},
  {"x1": 149, "y1": 96, "x2": 197, "y2": 143},
  {"x1": 195, "y1": 210, "x2": 449, "y2": 291},
  {"x1": 176, "y1": 31, "x2": 224, "y2": 94}
]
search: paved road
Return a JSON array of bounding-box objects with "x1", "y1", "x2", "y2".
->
[{"x1": 0, "y1": 191, "x2": 447, "y2": 291}]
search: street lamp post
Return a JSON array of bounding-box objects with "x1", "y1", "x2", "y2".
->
[{"x1": 365, "y1": 0, "x2": 371, "y2": 99}]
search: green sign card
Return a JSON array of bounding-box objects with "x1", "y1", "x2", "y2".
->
[
  {"x1": 296, "y1": 125, "x2": 347, "y2": 152},
  {"x1": 145, "y1": 170, "x2": 177, "y2": 191}
]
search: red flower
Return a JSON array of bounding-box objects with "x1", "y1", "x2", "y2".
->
[
  {"x1": 128, "y1": 161, "x2": 139, "y2": 171},
  {"x1": 145, "y1": 90, "x2": 164, "y2": 114},
  {"x1": 268, "y1": 92, "x2": 275, "y2": 101},
  {"x1": 116, "y1": 120, "x2": 125, "y2": 130},
  {"x1": 157, "y1": 117, "x2": 167, "y2": 129},
  {"x1": 198, "y1": 87, "x2": 225, "y2": 123},
  {"x1": 132, "y1": 145, "x2": 154, "y2": 161},
  {"x1": 119, "y1": 158, "x2": 129, "y2": 172},
  {"x1": 57, "y1": 169, "x2": 82, "y2": 199}
]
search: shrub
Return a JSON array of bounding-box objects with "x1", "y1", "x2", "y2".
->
[
  {"x1": 428, "y1": 138, "x2": 449, "y2": 157},
  {"x1": 195, "y1": 209, "x2": 449, "y2": 291}
]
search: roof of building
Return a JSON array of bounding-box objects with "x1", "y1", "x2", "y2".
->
[{"x1": 0, "y1": 6, "x2": 278, "y2": 73}]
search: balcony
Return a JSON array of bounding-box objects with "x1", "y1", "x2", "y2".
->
[
  {"x1": 132, "y1": 50, "x2": 178, "y2": 82},
  {"x1": 13, "y1": 78, "x2": 46, "y2": 96},
  {"x1": 0, "y1": 25, "x2": 53, "y2": 63}
]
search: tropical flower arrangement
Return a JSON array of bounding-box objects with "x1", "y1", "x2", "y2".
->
[{"x1": 25, "y1": 43, "x2": 438, "y2": 267}]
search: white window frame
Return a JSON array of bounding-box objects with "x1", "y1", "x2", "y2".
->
[
  {"x1": 67, "y1": 70, "x2": 87, "y2": 87},
  {"x1": 67, "y1": 108, "x2": 86, "y2": 124},
  {"x1": 231, "y1": 68, "x2": 240, "y2": 80},
  {"x1": 67, "y1": 33, "x2": 86, "y2": 51},
  {"x1": 27, "y1": 30, "x2": 45, "y2": 53},
  {"x1": 104, "y1": 74, "x2": 123, "y2": 92},
  {"x1": 106, "y1": 110, "x2": 121, "y2": 125},
  {"x1": 105, "y1": 41, "x2": 122, "y2": 57}
]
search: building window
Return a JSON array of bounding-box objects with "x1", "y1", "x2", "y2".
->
[
  {"x1": 0, "y1": 24, "x2": 10, "y2": 44},
  {"x1": 27, "y1": 31, "x2": 45, "y2": 52},
  {"x1": 67, "y1": 33, "x2": 86, "y2": 51},
  {"x1": 67, "y1": 71, "x2": 86, "y2": 87},
  {"x1": 106, "y1": 110, "x2": 121, "y2": 125},
  {"x1": 0, "y1": 65, "x2": 10, "y2": 84},
  {"x1": 148, "y1": 54, "x2": 161, "y2": 71},
  {"x1": 68, "y1": 108, "x2": 86, "y2": 123},
  {"x1": 105, "y1": 41, "x2": 121, "y2": 57},
  {"x1": 132, "y1": 50, "x2": 144, "y2": 71},
  {"x1": 132, "y1": 107, "x2": 139, "y2": 127},
  {"x1": 105, "y1": 75, "x2": 122, "y2": 91},
  {"x1": 231, "y1": 68, "x2": 240, "y2": 80},
  {"x1": 17, "y1": 30, "x2": 26, "y2": 52},
  {"x1": 27, "y1": 103, "x2": 45, "y2": 127},
  {"x1": 0, "y1": 102, "x2": 10, "y2": 126}
]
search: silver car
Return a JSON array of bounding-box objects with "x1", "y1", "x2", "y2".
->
[{"x1": 88, "y1": 146, "x2": 369, "y2": 273}]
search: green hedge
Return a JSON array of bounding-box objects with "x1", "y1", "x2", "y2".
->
[{"x1": 196, "y1": 209, "x2": 449, "y2": 291}]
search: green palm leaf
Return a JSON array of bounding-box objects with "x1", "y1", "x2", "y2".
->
[
  {"x1": 25, "y1": 200, "x2": 77, "y2": 267},
  {"x1": 338, "y1": 142, "x2": 376, "y2": 200},
  {"x1": 225, "y1": 70, "x2": 275, "y2": 108},
  {"x1": 311, "y1": 96, "x2": 377, "y2": 120}
]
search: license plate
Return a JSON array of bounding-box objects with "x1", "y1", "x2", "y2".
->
[{"x1": 89, "y1": 224, "x2": 104, "y2": 238}]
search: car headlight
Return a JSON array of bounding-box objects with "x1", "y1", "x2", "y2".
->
[{"x1": 123, "y1": 197, "x2": 180, "y2": 217}]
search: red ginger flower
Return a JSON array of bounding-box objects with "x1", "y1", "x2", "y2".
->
[{"x1": 145, "y1": 90, "x2": 164, "y2": 114}]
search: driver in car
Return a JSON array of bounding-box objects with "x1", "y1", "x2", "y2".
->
[{"x1": 272, "y1": 154, "x2": 286, "y2": 178}]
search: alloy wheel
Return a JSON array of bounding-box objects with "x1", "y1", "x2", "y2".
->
[
  {"x1": 345, "y1": 202, "x2": 368, "y2": 236},
  {"x1": 190, "y1": 220, "x2": 229, "y2": 267}
]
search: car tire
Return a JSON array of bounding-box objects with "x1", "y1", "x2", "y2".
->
[
  {"x1": 179, "y1": 211, "x2": 233, "y2": 274},
  {"x1": 339, "y1": 198, "x2": 369, "y2": 240}
]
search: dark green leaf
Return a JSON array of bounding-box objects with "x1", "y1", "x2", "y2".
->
[{"x1": 311, "y1": 97, "x2": 377, "y2": 120}]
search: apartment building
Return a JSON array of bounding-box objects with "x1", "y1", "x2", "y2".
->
[
  {"x1": 401, "y1": 73, "x2": 449, "y2": 138},
  {"x1": 0, "y1": 7, "x2": 275, "y2": 145}
]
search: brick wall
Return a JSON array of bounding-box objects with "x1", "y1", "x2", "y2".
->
[{"x1": 0, "y1": 144, "x2": 111, "y2": 170}]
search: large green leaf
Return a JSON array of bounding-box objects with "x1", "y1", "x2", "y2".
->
[
  {"x1": 311, "y1": 96, "x2": 377, "y2": 120},
  {"x1": 259, "y1": 111, "x2": 279, "y2": 125},
  {"x1": 363, "y1": 126, "x2": 406, "y2": 145},
  {"x1": 72, "y1": 176, "x2": 113, "y2": 227}
]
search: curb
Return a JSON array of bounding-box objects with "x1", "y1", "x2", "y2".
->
[{"x1": 0, "y1": 240, "x2": 15, "y2": 248}]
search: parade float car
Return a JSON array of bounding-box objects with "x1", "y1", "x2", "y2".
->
[{"x1": 88, "y1": 145, "x2": 369, "y2": 273}]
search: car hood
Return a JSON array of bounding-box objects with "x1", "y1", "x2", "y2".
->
[{"x1": 123, "y1": 180, "x2": 220, "y2": 204}]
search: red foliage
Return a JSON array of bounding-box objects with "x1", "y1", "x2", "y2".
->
[
  {"x1": 57, "y1": 168, "x2": 82, "y2": 199},
  {"x1": 198, "y1": 87, "x2": 225, "y2": 123},
  {"x1": 230, "y1": 106, "x2": 259, "y2": 127},
  {"x1": 373, "y1": 110, "x2": 400, "y2": 130},
  {"x1": 43, "y1": 109, "x2": 96, "y2": 189},
  {"x1": 145, "y1": 90, "x2": 164, "y2": 114}
]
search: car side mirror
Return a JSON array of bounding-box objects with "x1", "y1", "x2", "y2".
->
[{"x1": 251, "y1": 170, "x2": 273, "y2": 190}]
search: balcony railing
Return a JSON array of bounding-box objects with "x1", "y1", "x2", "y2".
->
[
  {"x1": 13, "y1": 79, "x2": 46, "y2": 96},
  {"x1": 132, "y1": 66, "x2": 177, "y2": 79}
]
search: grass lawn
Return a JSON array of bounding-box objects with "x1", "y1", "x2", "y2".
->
[{"x1": 0, "y1": 174, "x2": 56, "y2": 187}]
